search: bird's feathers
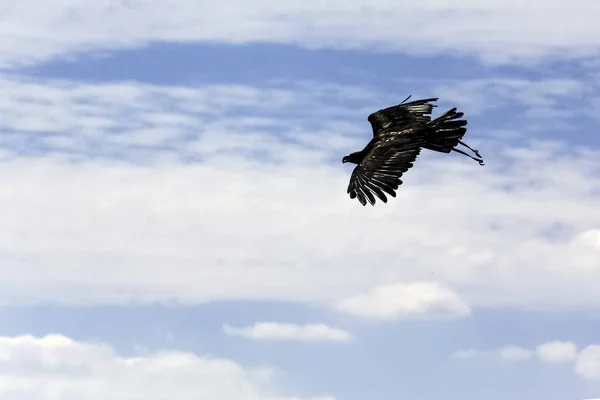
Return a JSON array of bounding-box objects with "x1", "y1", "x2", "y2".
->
[
  {"x1": 347, "y1": 139, "x2": 423, "y2": 206},
  {"x1": 367, "y1": 97, "x2": 438, "y2": 137}
]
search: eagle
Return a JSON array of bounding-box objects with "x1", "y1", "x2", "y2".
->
[{"x1": 342, "y1": 95, "x2": 484, "y2": 206}]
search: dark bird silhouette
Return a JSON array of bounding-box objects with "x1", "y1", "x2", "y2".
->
[{"x1": 342, "y1": 95, "x2": 484, "y2": 206}]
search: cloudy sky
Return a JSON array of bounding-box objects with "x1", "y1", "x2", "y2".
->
[{"x1": 1, "y1": 1, "x2": 600, "y2": 399}]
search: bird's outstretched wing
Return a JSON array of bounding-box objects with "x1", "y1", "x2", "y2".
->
[
  {"x1": 347, "y1": 140, "x2": 423, "y2": 206},
  {"x1": 368, "y1": 97, "x2": 438, "y2": 137}
]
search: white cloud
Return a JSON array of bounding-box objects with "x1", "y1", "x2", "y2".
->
[
  {"x1": 454, "y1": 341, "x2": 600, "y2": 382},
  {"x1": 536, "y1": 341, "x2": 578, "y2": 364},
  {"x1": 0, "y1": 76, "x2": 599, "y2": 313},
  {"x1": 0, "y1": 334, "x2": 333, "y2": 400},
  {"x1": 334, "y1": 282, "x2": 470, "y2": 320},
  {"x1": 223, "y1": 323, "x2": 352, "y2": 342},
  {"x1": 432, "y1": 78, "x2": 596, "y2": 118},
  {"x1": 0, "y1": 75, "x2": 371, "y2": 162},
  {"x1": 574, "y1": 229, "x2": 600, "y2": 251},
  {"x1": 1, "y1": 0, "x2": 600, "y2": 67},
  {"x1": 576, "y1": 345, "x2": 600, "y2": 381}
]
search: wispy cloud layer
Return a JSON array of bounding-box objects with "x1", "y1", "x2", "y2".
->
[
  {"x1": 223, "y1": 323, "x2": 353, "y2": 342},
  {"x1": 433, "y1": 78, "x2": 598, "y2": 120},
  {"x1": 2, "y1": 0, "x2": 600, "y2": 67},
  {"x1": 0, "y1": 76, "x2": 377, "y2": 160}
]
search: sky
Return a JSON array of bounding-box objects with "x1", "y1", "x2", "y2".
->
[{"x1": 1, "y1": 1, "x2": 600, "y2": 399}]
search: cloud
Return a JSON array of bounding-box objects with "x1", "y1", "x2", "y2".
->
[
  {"x1": 334, "y1": 282, "x2": 470, "y2": 320},
  {"x1": 1, "y1": 0, "x2": 600, "y2": 67},
  {"x1": 223, "y1": 323, "x2": 352, "y2": 342},
  {"x1": 576, "y1": 345, "x2": 600, "y2": 381},
  {"x1": 0, "y1": 76, "x2": 599, "y2": 312},
  {"x1": 0, "y1": 75, "x2": 594, "y2": 161},
  {"x1": 536, "y1": 341, "x2": 578, "y2": 364},
  {"x1": 0, "y1": 334, "x2": 333, "y2": 400},
  {"x1": 432, "y1": 78, "x2": 596, "y2": 119},
  {"x1": 0, "y1": 75, "x2": 371, "y2": 162},
  {"x1": 454, "y1": 341, "x2": 600, "y2": 382},
  {"x1": 574, "y1": 229, "x2": 600, "y2": 251}
]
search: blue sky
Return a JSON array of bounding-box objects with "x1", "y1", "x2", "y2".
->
[{"x1": 1, "y1": 1, "x2": 600, "y2": 399}]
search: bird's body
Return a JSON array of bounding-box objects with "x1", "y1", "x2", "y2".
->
[{"x1": 342, "y1": 96, "x2": 484, "y2": 206}]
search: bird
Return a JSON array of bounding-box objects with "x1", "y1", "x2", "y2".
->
[{"x1": 342, "y1": 95, "x2": 484, "y2": 206}]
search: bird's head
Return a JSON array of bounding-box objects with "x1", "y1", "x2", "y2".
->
[{"x1": 342, "y1": 152, "x2": 361, "y2": 164}]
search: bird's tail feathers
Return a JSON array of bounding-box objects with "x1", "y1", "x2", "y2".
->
[{"x1": 423, "y1": 108, "x2": 467, "y2": 153}]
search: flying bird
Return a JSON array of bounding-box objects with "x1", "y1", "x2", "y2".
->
[{"x1": 342, "y1": 95, "x2": 484, "y2": 206}]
